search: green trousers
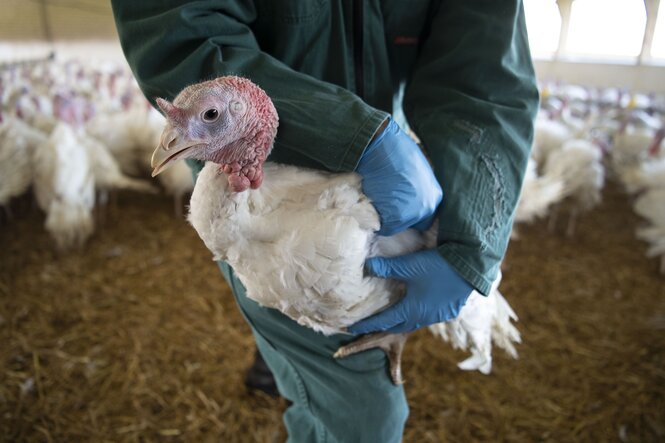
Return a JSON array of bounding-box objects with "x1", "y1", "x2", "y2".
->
[{"x1": 217, "y1": 262, "x2": 409, "y2": 442}]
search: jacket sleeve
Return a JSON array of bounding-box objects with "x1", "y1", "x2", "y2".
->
[
  {"x1": 403, "y1": 0, "x2": 539, "y2": 295},
  {"x1": 110, "y1": 0, "x2": 387, "y2": 172}
]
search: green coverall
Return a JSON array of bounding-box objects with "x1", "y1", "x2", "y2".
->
[{"x1": 111, "y1": 1, "x2": 539, "y2": 441}]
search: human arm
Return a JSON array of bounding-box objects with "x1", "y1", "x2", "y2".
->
[
  {"x1": 112, "y1": 0, "x2": 441, "y2": 232},
  {"x1": 403, "y1": 0, "x2": 539, "y2": 295},
  {"x1": 350, "y1": 0, "x2": 538, "y2": 334},
  {"x1": 110, "y1": 0, "x2": 386, "y2": 172}
]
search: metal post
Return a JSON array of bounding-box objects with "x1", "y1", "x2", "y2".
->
[
  {"x1": 555, "y1": 0, "x2": 574, "y2": 60},
  {"x1": 639, "y1": 0, "x2": 661, "y2": 65}
]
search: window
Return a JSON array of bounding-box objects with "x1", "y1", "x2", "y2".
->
[
  {"x1": 524, "y1": 0, "x2": 561, "y2": 58},
  {"x1": 566, "y1": 0, "x2": 647, "y2": 59}
]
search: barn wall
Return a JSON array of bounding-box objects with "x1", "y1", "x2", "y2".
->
[
  {"x1": 0, "y1": 0, "x2": 117, "y2": 41},
  {"x1": 535, "y1": 59, "x2": 665, "y2": 93},
  {"x1": 2, "y1": 1, "x2": 665, "y2": 94}
]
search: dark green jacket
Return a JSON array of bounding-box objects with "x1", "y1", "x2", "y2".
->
[{"x1": 111, "y1": 0, "x2": 538, "y2": 295}]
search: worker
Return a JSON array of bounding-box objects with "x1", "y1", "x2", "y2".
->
[{"x1": 111, "y1": 1, "x2": 538, "y2": 441}]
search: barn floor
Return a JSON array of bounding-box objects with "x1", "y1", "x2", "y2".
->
[{"x1": 1, "y1": 182, "x2": 664, "y2": 442}]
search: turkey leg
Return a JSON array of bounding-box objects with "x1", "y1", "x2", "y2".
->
[{"x1": 334, "y1": 332, "x2": 408, "y2": 385}]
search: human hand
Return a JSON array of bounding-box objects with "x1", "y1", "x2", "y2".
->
[
  {"x1": 347, "y1": 250, "x2": 473, "y2": 334},
  {"x1": 356, "y1": 118, "x2": 442, "y2": 236}
]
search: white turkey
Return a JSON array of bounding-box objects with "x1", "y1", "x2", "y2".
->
[
  {"x1": 531, "y1": 113, "x2": 572, "y2": 168},
  {"x1": 86, "y1": 100, "x2": 191, "y2": 217},
  {"x1": 428, "y1": 271, "x2": 519, "y2": 374},
  {"x1": 612, "y1": 124, "x2": 664, "y2": 173},
  {"x1": 32, "y1": 96, "x2": 95, "y2": 250},
  {"x1": 85, "y1": 110, "x2": 146, "y2": 175},
  {"x1": 633, "y1": 187, "x2": 665, "y2": 274},
  {"x1": 79, "y1": 130, "x2": 157, "y2": 200},
  {"x1": 0, "y1": 110, "x2": 47, "y2": 216},
  {"x1": 149, "y1": 76, "x2": 520, "y2": 383},
  {"x1": 85, "y1": 100, "x2": 159, "y2": 176},
  {"x1": 513, "y1": 158, "x2": 565, "y2": 227},
  {"x1": 619, "y1": 155, "x2": 665, "y2": 194},
  {"x1": 636, "y1": 225, "x2": 665, "y2": 274},
  {"x1": 543, "y1": 138, "x2": 605, "y2": 236}
]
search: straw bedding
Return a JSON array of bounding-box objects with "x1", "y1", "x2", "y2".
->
[{"x1": 1, "y1": 183, "x2": 663, "y2": 442}]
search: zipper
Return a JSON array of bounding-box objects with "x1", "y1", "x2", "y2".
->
[{"x1": 353, "y1": 0, "x2": 364, "y2": 99}]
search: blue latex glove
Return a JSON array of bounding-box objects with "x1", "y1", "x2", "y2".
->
[
  {"x1": 347, "y1": 250, "x2": 474, "y2": 334},
  {"x1": 356, "y1": 118, "x2": 443, "y2": 236}
]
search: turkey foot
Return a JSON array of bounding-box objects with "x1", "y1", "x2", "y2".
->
[{"x1": 334, "y1": 332, "x2": 408, "y2": 385}]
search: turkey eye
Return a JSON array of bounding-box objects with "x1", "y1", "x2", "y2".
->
[{"x1": 202, "y1": 108, "x2": 219, "y2": 122}]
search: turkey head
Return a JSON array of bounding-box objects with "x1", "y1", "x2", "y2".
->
[{"x1": 151, "y1": 76, "x2": 279, "y2": 192}]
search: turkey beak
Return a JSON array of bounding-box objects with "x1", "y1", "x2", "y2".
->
[{"x1": 151, "y1": 128, "x2": 203, "y2": 177}]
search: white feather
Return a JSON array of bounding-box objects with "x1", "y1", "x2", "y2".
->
[
  {"x1": 514, "y1": 158, "x2": 565, "y2": 224},
  {"x1": 33, "y1": 122, "x2": 95, "y2": 249},
  {"x1": 543, "y1": 138, "x2": 605, "y2": 212},
  {"x1": 189, "y1": 161, "x2": 520, "y2": 371},
  {"x1": 0, "y1": 117, "x2": 47, "y2": 206}
]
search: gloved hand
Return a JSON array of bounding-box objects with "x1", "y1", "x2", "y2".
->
[
  {"x1": 356, "y1": 118, "x2": 443, "y2": 236},
  {"x1": 347, "y1": 250, "x2": 474, "y2": 334}
]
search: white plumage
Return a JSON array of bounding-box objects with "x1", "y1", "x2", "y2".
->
[
  {"x1": 0, "y1": 115, "x2": 47, "y2": 209},
  {"x1": 612, "y1": 126, "x2": 664, "y2": 172},
  {"x1": 513, "y1": 158, "x2": 565, "y2": 225},
  {"x1": 86, "y1": 105, "x2": 193, "y2": 216},
  {"x1": 429, "y1": 272, "x2": 520, "y2": 374},
  {"x1": 79, "y1": 131, "x2": 156, "y2": 196},
  {"x1": 542, "y1": 138, "x2": 605, "y2": 236},
  {"x1": 619, "y1": 156, "x2": 665, "y2": 194},
  {"x1": 532, "y1": 115, "x2": 572, "y2": 168},
  {"x1": 32, "y1": 122, "x2": 95, "y2": 249},
  {"x1": 544, "y1": 139, "x2": 604, "y2": 211},
  {"x1": 189, "y1": 161, "x2": 520, "y2": 372},
  {"x1": 634, "y1": 188, "x2": 665, "y2": 273},
  {"x1": 85, "y1": 105, "x2": 162, "y2": 176}
]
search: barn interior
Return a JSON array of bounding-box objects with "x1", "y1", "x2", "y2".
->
[{"x1": 1, "y1": 1, "x2": 664, "y2": 442}]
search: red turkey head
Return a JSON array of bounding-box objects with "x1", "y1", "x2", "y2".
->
[{"x1": 150, "y1": 76, "x2": 279, "y2": 192}]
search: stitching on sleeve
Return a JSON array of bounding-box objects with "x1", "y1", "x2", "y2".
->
[
  {"x1": 452, "y1": 119, "x2": 484, "y2": 144},
  {"x1": 478, "y1": 153, "x2": 505, "y2": 247}
]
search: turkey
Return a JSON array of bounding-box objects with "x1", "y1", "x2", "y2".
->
[
  {"x1": 636, "y1": 224, "x2": 665, "y2": 274},
  {"x1": 619, "y1": 155, "x2": 665, "y2": 194},
  {"x1": 0, "y1": 110, "x2": 48, "y2": 217},
  {"x1": 513, "y1": 158, "x2": 565, "y2": 227},
  {"x1": 612, "y1": 123, "x2": 664, "y2": 174},
  {"x1": 85, "y1": 101, "x2": 161, "y2": 176},
  {"x1": 85, "y1": 108, "x2": 148, "y2": 176},
  {"x1": 150, "y1": 76, "x2": 520, "y2": 384},
  {"x1": 542, "y1": 138, "x2": 605, "y2": 236},
  {"x1": 428, "y1": 271, "x2": 519, "y2": 374},
  {"x1": 32, "y1": 95, "x2": 95, "y2": 250},
  {"x1": 633, "y1": 188, "x2": 665, "y2": 274},
  {"x1": 532, "y1": 113, "x2": 572, "y2": 168},
  {"x1": 79, "y1": 130, "x2": 157, "y2": 203},
  {"x1": 86, "y1": 102, "x2": 192, "y2": 217}
]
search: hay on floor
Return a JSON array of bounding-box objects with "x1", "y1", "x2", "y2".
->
[{"x1": 1, "y1": 183, "x2": 664, "y2": 442}]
